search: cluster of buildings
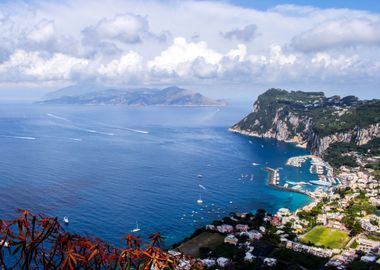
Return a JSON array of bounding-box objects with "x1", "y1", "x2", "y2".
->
[
  {"x1": 174, "y1": 153, "x2": 379, "y2": 269},
  {"x1": 284, "y1": 240, "x2": 334, "y2": 258}
]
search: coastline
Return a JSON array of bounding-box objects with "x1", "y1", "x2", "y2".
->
[
  {"x1": 228, "y1": 127, "x2": 308, "y2": 149},
  {"x1": 174, "y1": 131, "x2": 322, "y2": 249}
]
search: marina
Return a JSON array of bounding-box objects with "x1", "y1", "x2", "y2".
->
[{"x1": 264, "y1": 167, "x2": 309, "y2": 196}]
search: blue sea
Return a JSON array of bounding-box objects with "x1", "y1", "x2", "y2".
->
[{"x1": 0, "y1": 103, "x2": 316, "y2": 246}]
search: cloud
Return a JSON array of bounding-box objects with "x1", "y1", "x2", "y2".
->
[
  {"x1": 0, "y1": 50, "x2": 88, "y2": 82},
  {"x1": 220, "y1": 24, "x2": 259, "y2": 42},
  {"x1": 291, "y1": 18, "x2": 380, "y2": 52},
  {"x1": 147, "y1": 37, "x2": 223, "y2": 77},
  {"x1": 0, "y1": 0, "x2": 379, "y2": 94},
  {"x1": 82, "y1": 13, "x2": 148, "y2": 45},
  {"x1": 97, "y1": 51, "x2": 143, "y2": 80},
  {"x1": 25, "y1": 19, "x2": 55, "y2": 44}
]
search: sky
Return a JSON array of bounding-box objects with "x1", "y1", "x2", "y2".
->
[{"x1": 0, "y1": 0, "x2": 380, "y2": 101}]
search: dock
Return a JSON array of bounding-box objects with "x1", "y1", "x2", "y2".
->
[{"x1": 264, "y1": 167, "x2": 309, "y2": 196}]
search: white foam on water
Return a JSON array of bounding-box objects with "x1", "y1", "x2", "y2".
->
[
  {"x1": 47, "y1": 113, "x2": 71, "y2": 122},
  {"x1": 122, "y1": 127, "x2": 149, "y2": 134},
  {"x1": 2, "y1": 135, "x2": 36, "y2": 140},
  {"x1": 198, "y1": 184, "x2": 206, "y2": 190}
]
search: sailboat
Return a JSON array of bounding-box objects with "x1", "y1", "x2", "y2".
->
[
  {"x1": 197, "y1": 194, "x2": 203, "y2": 204},
  {"x1": 63, "y1": 216, "x2": 69, "y2": 224},
  {"x1": 132, "y1": 221, "x2": 141, "y2": 233}
]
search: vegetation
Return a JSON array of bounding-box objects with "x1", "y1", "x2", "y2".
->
[
  {"x1": 0, "y1": 210, "x2": 198, "y2": 270},
  {"x1": 342, "y1": 197, "x2": 376, "y2": 236},
  {"x1": 233, "y1": 88, "x2": 380, "y2": 156},
  {"x1": 301, "y1": 226, "x2": 350, "y2": 249},
  {"x1": 272, "y1": 248, "x2": 328, "y2": 269},
  {"x1": 324, "y1": 138, "x2": 380, "y2": 168}
]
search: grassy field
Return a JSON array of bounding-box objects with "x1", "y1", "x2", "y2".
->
[
  {"x1": 177, "y1": 232, "x2": 224, "y2": 257},
  {"x1": 301, "y1": 226, "x2": 350, "y2": 249}
]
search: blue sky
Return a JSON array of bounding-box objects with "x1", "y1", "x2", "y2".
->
[
  {"x1": 0, "y1": 0, "x2": 379, "y2": 100},
  {"x1": 230, "y1": 0, "x2": 380, "y2": 13}
]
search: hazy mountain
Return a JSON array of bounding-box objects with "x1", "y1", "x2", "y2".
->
[{"x1": 41, "y1": 86, "x2": 226, "y2": 106}]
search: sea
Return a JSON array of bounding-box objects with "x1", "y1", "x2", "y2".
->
[{"x1": 0, "y1": 103, "x2": 318, "y2": 246}]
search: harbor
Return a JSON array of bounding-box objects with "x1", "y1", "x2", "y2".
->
[
  {"x1": 286, "y1": 155, "x2": 339, "y2": 186},
  {"x1": 264, "y1": 167, "x2": 309, "y2": 196}
]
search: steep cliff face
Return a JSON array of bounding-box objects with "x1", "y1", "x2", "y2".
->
[
  {"x1": 230, "y1": 89, "x2": 380, "y2": 155},
  {"x1": 307, "y1": 123, "x2": 380, "y2": 155}
]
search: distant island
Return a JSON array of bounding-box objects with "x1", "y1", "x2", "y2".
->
[{"x1": 40, "y1": 85, "x2": 226, "y2": 107}]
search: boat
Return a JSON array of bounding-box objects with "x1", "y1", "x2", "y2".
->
[
  {"x1": 310, "y1": 180, "x2": 332, "y2": 187},
  {"x1": 197, "y1": 174, "x2": 203, "y2": 178},
  {"x1": 252, "y1": 162, "x2": 260, "y2": 166},
  {"x1": 0, "y1": 240, "x2": 9, "y2": 247},
  {"x1": 197, "y1": 194, "x2": 203, "y2": 204},
  {"x1": 63, "y1": 216, "x2": 69, "y2": 224},
  {"x1": 132, "y1": 221, "x2": 141, "y2": 233}
]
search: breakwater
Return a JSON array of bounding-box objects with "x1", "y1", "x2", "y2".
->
[{"x1": 264, "y1": 167, "x2": 309, "y2": 196}]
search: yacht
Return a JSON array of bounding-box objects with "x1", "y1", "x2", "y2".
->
[
  {"x1": 63, "y1": 216, "x2": 69, "y2": 224},
  {"x1": 197, "y1": 194, "x2": 203, "y2": 204},
  {"x1": 132, "y1": 221, "x2": 141, "y2": 233}
]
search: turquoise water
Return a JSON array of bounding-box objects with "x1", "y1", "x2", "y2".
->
[{"x1": 0, "y1": 103, "x2": 312, "y2": 246}]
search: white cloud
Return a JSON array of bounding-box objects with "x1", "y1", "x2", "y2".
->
[
  {"x1": 0, "y1": 0, "x2": 379, "y2": 95},
  {"x1": 292, "y1": 18, "x2": 380, "y2": 52},
  {"x1": 147, "y1": 37, "x2": 223, "y2": 77},
  {"x1": 26, "y1": 19, "x2": 55, "y2": 43},
  {"x1": 221, "y1": 24, "x2": 259, "y2": 42},
  {"x1": 82, "y1": 13, "x2": 149, "y2": 45},
  {"x1": 97, "y1": 51, "x2": 143, "y2": 79},
  {"x1": 0, "y1": 50, "x2": 88, "y2": 81}
]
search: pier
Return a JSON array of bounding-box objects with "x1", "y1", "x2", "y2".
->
[{"x1": 264, "y1": 167, "x2": 309, "y2": 196}]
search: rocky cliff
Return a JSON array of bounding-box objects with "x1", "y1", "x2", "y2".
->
[{"x1": 230, "y1": 89, "x2": 380, "y2": 155}]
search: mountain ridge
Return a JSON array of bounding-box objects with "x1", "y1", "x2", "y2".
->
[
  {"x1": 230, "y1": 88, "x2": 380, "y2": 156},
  {"x1": 40, "y1": 85, "x2": 226, "y2": 107}
]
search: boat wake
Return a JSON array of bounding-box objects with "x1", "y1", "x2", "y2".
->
[
  {"x1": 4, "y1": 135, "x2": 36, "y2": 140},
  {"x1": 47, "y1": 113, "x2": 71, "y2": 122},
  {"x1": 75, "y1": 127, "x2": 115, "y2": 136},
  {"x1": 114, "y1": 127, "x2": 149, "y2": 134},
  {"x1": 198, "y1": 184, "x2": 207, "y2": 190}
]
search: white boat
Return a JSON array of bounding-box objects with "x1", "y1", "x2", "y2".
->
[
  {"x1": 0, "y1": 240, "x2": 9, "y2": 247},
  {"x1": 132, "y1": 221, "x2": 141, "y2": 233},
  {"x1": 197, "y1": 174, "x2": 203, "y2": 178},
  {"x1": 310, "y1": 180, "x2": 332, "y2": 187},
  {"x1": 63, "y1": 216, "x2": 69, "y2": 224},
  {"x1": 252, "y1": 162, "x2": 260, "y2": 166},
  {"x1": 197, "y1": 194, "x2": 203, "y2": 204}
]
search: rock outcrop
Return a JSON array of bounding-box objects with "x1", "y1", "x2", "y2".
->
[{"x1": 230, "y1": 89, "x2": 380, "y2": 155}]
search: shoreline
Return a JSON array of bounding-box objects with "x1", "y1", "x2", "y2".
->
[
  {"x1": 174, "y1": 133, "x2": 322, "y2": 249},
  {"x1": 228, "y1": 127, "x2": 308, "y2": 149}
]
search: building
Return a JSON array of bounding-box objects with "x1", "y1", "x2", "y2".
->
[
  {"x1": 356, "y1": 238, "x2": 380, "y2": 254},
  {"x1": 224, "y1": 234, "x2": 238, "y2": 245}
]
